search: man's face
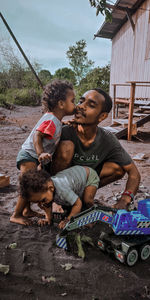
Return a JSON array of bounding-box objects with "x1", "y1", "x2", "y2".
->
[
  {"x1": 63, "y1": 88, "x2": 76, "y2": 115},
  {"x1": 29, "y1": 180, "x2": 54, "y2": 208},
  {"x1": 75, "y1": 90, "x2": 106, "y2": 125}
]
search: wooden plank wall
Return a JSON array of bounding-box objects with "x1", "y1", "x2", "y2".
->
[{"x1": 109, "y1": 0, "x2": 150, "y2": 98}]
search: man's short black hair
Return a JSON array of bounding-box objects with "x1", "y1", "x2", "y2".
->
[
  {"x1": 94, "y1": 88, "x2": 112, "y2": 113},
  {"x1": 42, "y1": 79, "x2": 73, "y2": 111},
  {"x1": 19, "y1": 169, "x2": 51, "y2": 200}
]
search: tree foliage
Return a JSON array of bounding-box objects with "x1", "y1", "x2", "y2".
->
[
  {"x1": 89, "y1": 0, "x2": 112, "y2": 21},
  {"x1": 38, "y1": 69, "x2": 53, "y2": 85},
  {"x1": 54, "y1": 67, "x2": 77, "y2": 85},
  {"x1": 0, "y1": 37, "x2": 110, "y2": 107},
  {"x1": 75, "y1": 64, "x2": 110, "y2": 101},
  {"x1": 66, "y1": 39, "x2": 94, "y2": 84},
  {"x1": 0, "y1": 38, "x2": 43, "y2": 106}
]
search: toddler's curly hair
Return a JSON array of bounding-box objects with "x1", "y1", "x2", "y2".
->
[
  {"x1": 19, "y1": 169, "x2": 51, "y2": 200},
  {"x1": 42, "y1": 79, "x2": 73, "y2": 111}
]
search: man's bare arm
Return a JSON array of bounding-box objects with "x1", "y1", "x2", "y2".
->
[{"x1": 115, "y1": 162, "x2": 141, "y2": 209}]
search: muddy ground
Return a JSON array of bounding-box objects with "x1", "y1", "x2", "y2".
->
[{"x1": 0, "y1": 105, "x2": 150, "y2": 300}]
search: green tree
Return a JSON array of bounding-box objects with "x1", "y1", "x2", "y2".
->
[
  {"x1": 89, "y1": 0, "x2": 112, "y2": 21},
  {"x1": 38, "y1": 69, "x2": 53, "y2": 85},
  {"x1": 75, "y1": 64, "x2": 110, "y2": 101},
  {"x1": 54, "y1": 67, "x2": 77, "y2": 86},
  {"x1": 0, "y1": 38, "x2": 43, "y2": 106},
  {"x1": 66, "y1": 39, "x2": 94, "y2": 84}
]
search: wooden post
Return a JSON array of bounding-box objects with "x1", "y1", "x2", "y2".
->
[
  {"x1": 128, "y1": 82, "x2": 136, "y2": 141},
  {"x1": 113, "y1": 84, "x2": 116, "y2": 122}
]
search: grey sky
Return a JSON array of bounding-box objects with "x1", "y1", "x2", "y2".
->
[{"x1": 0, "y1": 0, "x2": 111, "y2": 74}]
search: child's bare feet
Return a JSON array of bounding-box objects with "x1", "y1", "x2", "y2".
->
[{"x1": 10, "y1": 215, "x2": 33, "y2": 226}]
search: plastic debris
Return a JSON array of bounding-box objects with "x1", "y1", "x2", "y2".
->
[
  {"x1": 81, "y1": 235, "x2": 94, "y2": 247},
  {"x1": 61, "y1": 292, "x2": 67, "y2": 297},
  {"x1": 8, "y1": 243, "x2": 17, "y2": 249},
  {"x1": 67, "y1": 232, "x2": 95, "y2": 259},
  {"x1": 42, "y1": 275, "x2": 56, "y2": 283},
  {"x1": 145, "y1": 193, "x2": 150, "y2": 197},
  {"x1": 133, "y1": 153, "x2": 148, "y2": 161},
  {"x1": 61, "y1": 263, "x2": 72, "y2": 271},
  {"x1": 75, "y1": 233, "x2": 85, "y2": 259},
  {"x1": 0, "y1": 263, "x2": 10, "y2": 275}
]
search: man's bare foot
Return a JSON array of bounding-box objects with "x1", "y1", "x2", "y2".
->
[{"x1": 23, "y1": 208, "x2": 44, "y2": 218}]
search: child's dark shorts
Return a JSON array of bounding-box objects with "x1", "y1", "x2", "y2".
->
[{"x1": 16, "y1": 149, "x2": 39, "y2": 170}]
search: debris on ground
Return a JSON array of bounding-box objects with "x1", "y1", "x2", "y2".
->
[
  {"x1": 133, "y1": 153, "x2": 148, "y2": 161},
  {"x1": 61, "y1": 292, "x2": 67, "y2": 297},
  {"x1": 0, "y1": 174, "x2": 10, "y2": 188},
  {"x1": 0, "y1": 264, "x2": 10, "y2": 275},
  {"x1": 6, "y1": 242, "x2": 17, "y2": 249},
  {"x1": 61, "y1": 263, "x2": 73, "y2": 271},
  {"x1": 67, "y1": 232, "x2": 94, "y2": 259},
  {"x1": 41, "y1": 276, "x2": 56, "y2": 283}
]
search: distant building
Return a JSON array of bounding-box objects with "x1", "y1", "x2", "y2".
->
[{"x1": 95, "y1": 0, "x2": 150, "y2": 99}]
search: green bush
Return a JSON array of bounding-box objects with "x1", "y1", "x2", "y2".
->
[{"x1": 0, "y1": 88, "x2": 42, "y2": 107}]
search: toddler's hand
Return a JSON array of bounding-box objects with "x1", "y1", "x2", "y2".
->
[
  {"x1": 58, "y1": 218, "x2": 69, "y2": 229},
  {"x1": 38, "y1": 152, "x2": 52, "y2": 163},
  {"x1": 38, "y1": 218, "x2": 51, "y2": 226},
  {"x1": 62, "y1": 118, "x2": 75, "y2": 126}
]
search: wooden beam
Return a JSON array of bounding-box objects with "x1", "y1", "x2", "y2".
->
[
  {"x1": 113, "y1": 84, "x2": 116, "y2": 120},
  {"x1": 125, "y1": 8, "x2": 135, "y2": 32},
  {"x1": 115, "y1": 99, "x2": 129, "y2": 104},
  {"x1": 128, "y1": 82, "x2": 136, "y2": 141},
  {"x1": 115, "y1": 114, "x2": 150, "y2": 139}
]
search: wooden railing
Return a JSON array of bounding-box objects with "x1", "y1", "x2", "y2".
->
[{"x1": 112, "y1": 81, "x2": 150, "y2": 141}]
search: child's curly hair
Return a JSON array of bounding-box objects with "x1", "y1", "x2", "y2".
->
[
  {"x1": 19, "y1": 169, "x2": 51, "y2": 200},
  {"x1": 42, "y1": 79, "x2": 73, "y2": 112}
]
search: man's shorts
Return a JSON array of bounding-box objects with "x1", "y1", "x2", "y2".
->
[
  {"x1": 16, "y1": 149, "x2": 39, "y2": 170},
  {"x1": 86, "y1": 167, "x2": 100, "y2": 188}
]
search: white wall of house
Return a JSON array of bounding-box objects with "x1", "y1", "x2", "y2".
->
[{"x1": 110, "y1": 0, "x2": 150, "y2": 99}]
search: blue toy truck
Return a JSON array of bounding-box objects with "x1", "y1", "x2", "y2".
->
[{"x1": 56, "y1": 199, "x2": 150, "y2": 266}]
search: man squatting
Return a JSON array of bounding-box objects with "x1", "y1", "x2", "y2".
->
[{"x1": 51, "y1": 88, "x2": 140, "y2": 210}]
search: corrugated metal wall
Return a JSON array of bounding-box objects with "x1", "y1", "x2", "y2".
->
[{"x1": 110, "y1": 0, "x2": 150, "y2": 98}]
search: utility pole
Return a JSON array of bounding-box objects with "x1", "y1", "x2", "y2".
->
[{"x1": 0, "y1": 12, "x2": 44, "y2": 89}]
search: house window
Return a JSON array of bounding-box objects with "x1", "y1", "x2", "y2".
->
[{"x1": 145, "y1": 12, "x2": 150, "y2": 60}]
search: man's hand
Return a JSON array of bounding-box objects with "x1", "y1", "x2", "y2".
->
[
  {"x1": 113, "y1": 197, "x2": 131, "y2": 210},
  {"x1": 38, "y1": 152, "x2": 52, "y2": 163}
]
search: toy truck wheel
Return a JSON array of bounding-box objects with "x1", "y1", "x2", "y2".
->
[
  {"x1": 140, "y1": 244, "x2": 150, "y2": 261},
  {"x1": 126, "y1": 248, "x2": 138, "y2": 266}
]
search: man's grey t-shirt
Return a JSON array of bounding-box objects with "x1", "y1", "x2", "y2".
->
[
  {"x1": 60, "y1": 126, "x2": 132, "y2": 174},
  {"x1": 51, "y1": 166, "x2": 88, "y2": 206}
]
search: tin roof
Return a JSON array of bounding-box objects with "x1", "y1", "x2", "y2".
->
[{"x1": 95, "y1": 0, "x2": 146, "y2": 39}]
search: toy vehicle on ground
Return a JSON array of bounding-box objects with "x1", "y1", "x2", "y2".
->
[{"x1": 56, "y1": 199, "x2": 150, "y2": 266}]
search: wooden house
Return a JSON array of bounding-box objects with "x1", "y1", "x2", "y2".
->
[{"x1": 95, "y1": 0, "x2": 150, "y2": 140}]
